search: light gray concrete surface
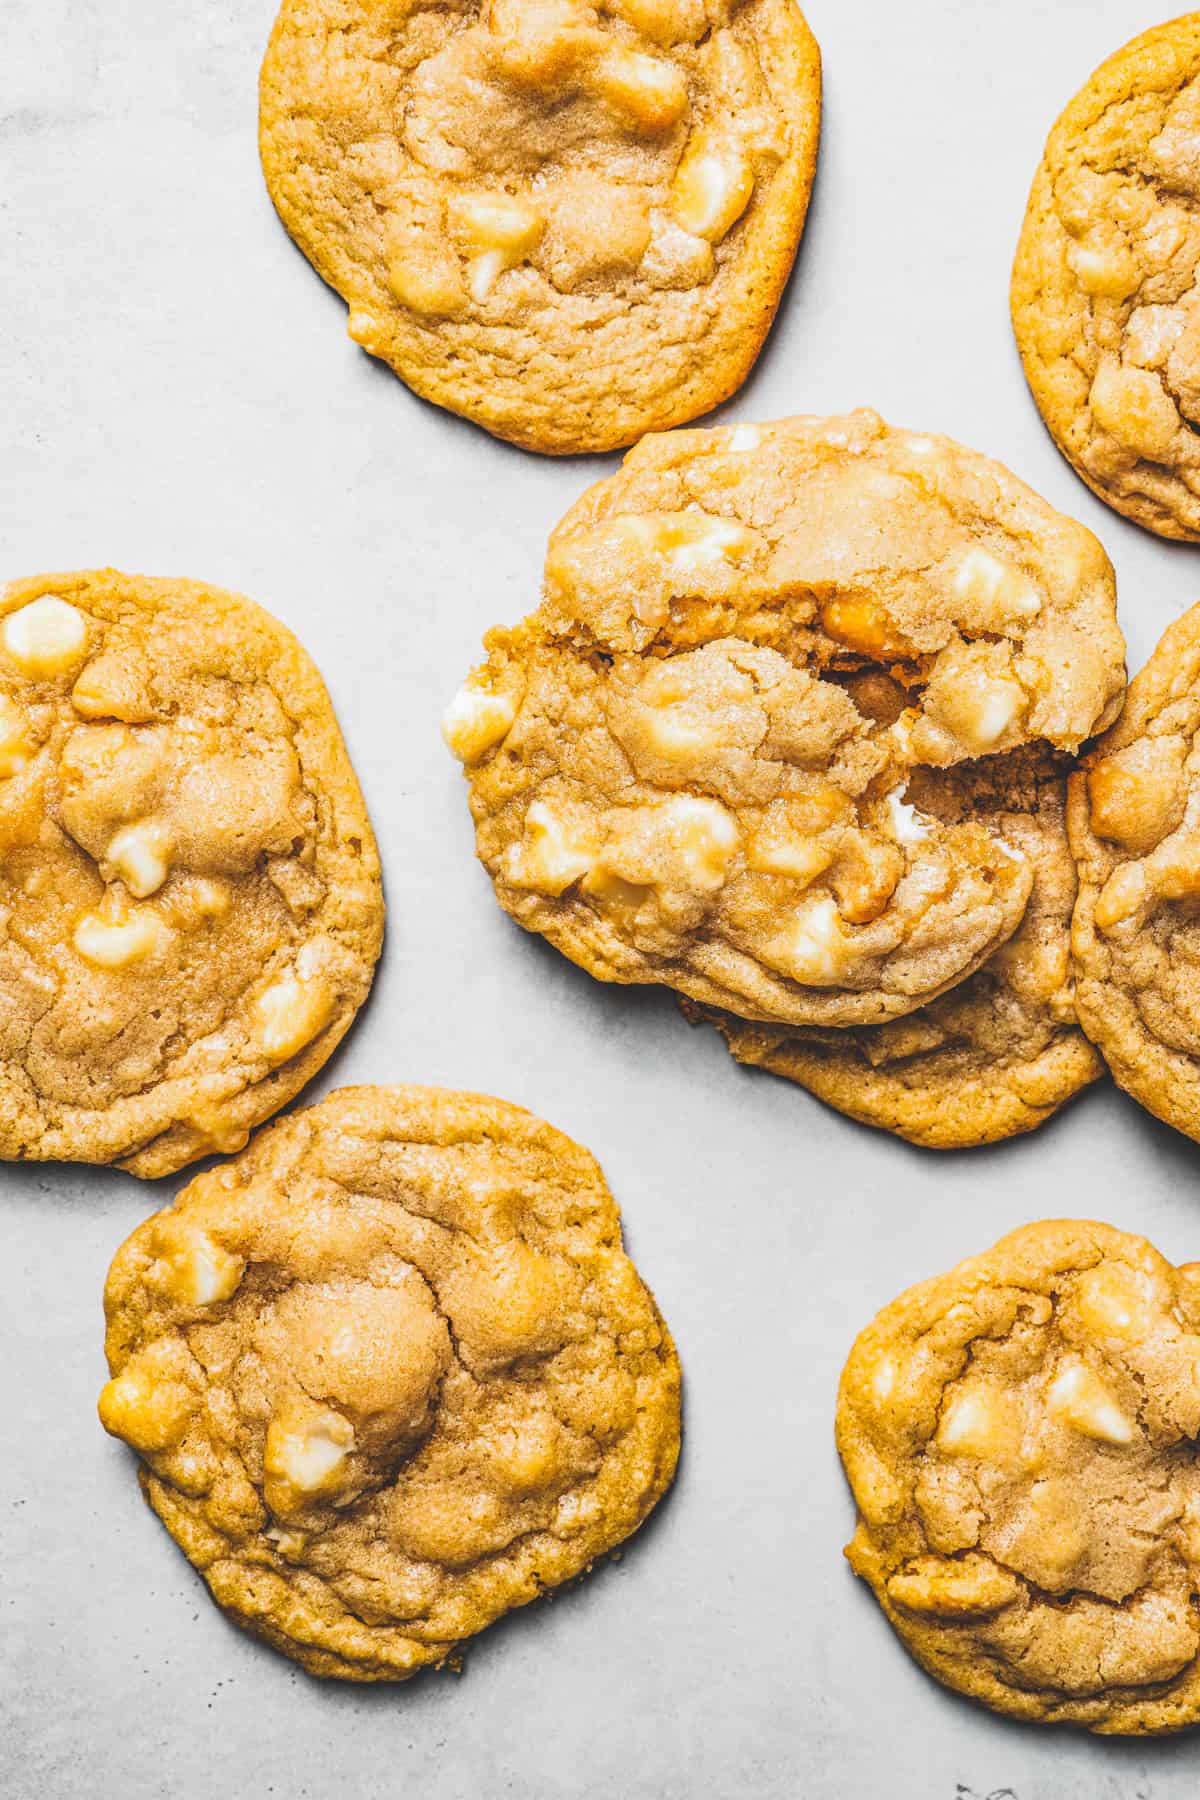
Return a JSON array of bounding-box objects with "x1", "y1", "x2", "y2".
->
[{"x1": 3, "y1": 0, "x2": 1200, "y2": 1794}]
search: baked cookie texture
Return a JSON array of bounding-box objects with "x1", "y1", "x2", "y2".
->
[
  {"x1": 259, "y1": 0, "x2": 820, "y2": 454},
  {"x1": 1012, "y1": 14, "x2": 1200, "y2": 540},
  {"x1": 1070, "y1": 599, "x2": 1200, "y2": 1141},
  {"x1": 98, "y1": 1086, "x2": 681, "y2": 1681},
  {"x1": 0, "y1": 571, "x2": 383, "y2": 1178},
  {"x1": 446, "y1": 411, "x2": 1125, "y2": 1028},
  {"x1": 690, "y1": 759, "x2": 1103, "y2": 1147},
  {"x1": 839, "y1": 1220, "x2": 1200, "y2": 1733}
]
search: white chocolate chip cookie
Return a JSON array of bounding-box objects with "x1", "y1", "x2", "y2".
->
[
  {"x1": 1070, "y1": 599, "x2": 1200, "y2": 1142},
  {"x1": 839, "y1": 1220, "x2": 1200, "y2": 1733},
  {"x1": 98, "y1": 1086, "x2": 680, "y2": 1681},
  {"x1": 0, "y1": 570, "x2": 383, "y2": 1176},
  {"x1": 447, "y1": 412, "x2": 1125, "y2": 1027},
  {"x1": 1012, "y1": 15, "x2": 1200, "y2": 539},
  {"x1": 259, "y1": 0, "x2": 820, "y2": 453}
]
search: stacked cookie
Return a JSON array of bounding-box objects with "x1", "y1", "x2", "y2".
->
[{"x1": 445, "y1": 408, "x2": 1136, "y2": 1147}]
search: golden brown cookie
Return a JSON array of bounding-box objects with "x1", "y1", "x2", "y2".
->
[
  {"x1": 259, "y1": 0, "x2": 820, "y2": 454},
  {"x1": 692, "y1": 759, "x2": 1103, "y2": 1147},
  {"x1": 838, "y1": 1219, "x2": 1200, "y2": 1733},
  {"x1": 98, "y1": 1085, "x2": 681, "y2": 1681},
  {"x1": 446, "y1": 411, "x2": 1125, "y2": 1028},
  {"x1": 1069, "y1": 599, "x2": 1200, "y2": 1140},
  {"x1": 0, "y1": 570, "x2": 383, "y2": 1177},
  {"x1": 1012, "y1": 15, "x2": 1200, "y2": 539}
]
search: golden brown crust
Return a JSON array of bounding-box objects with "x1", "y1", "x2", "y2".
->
[
  {"x1": 839, "y1": 1219, "x2": 1200, "y2": 1733},
  {"x1": 0, "y1": 569, "x2": 383, "y2": 1177},
  {"x1": 1012, "y1": 13, "x2": 1200, "y2": 539},
  {"x1": 259, "y1": 0, "x2": 820, "y2": 454},
  {"x1": 694, "y1": 764, "x2": 1103, "y2": 1147},
  {"x1": 1069, "y1": 599, "x2": 1200, "y2": 1140},
  {"x1": 99, "y1": 1086, "x2": 681, "y2": 1681},
  {"x1": 447, "y1": 411, "x2": 1125, "y2": 1028}
]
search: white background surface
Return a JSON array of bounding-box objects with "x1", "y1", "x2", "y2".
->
[{"x1": 3, "y1": 0, "x2": 1200, "y2": 1794}]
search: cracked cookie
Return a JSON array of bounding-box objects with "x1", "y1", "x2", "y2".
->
[
  {"x1": 98, "y1": 1085, "x2": 681, "y2": 1681},
  {"x1": 445, "y1": 411, "x2": 1125, "y2": 1027},
  {"x1": 0, "y1": 570, "x2": 383, "y2": 1177},
  {"x1": 259, "y1": 0, "x2": 820, "y2": 453},
  {"x1": 1012, "y1": 15, "x2": 1200, "y2": 539},
  {"x1": 689, "y1": 758, "x2": 1103, "y2": 1147},
  {"x1": 1070, "y1": 599, "x2": 1200, "y2": 1141},
  {"x1": 838, "y1": 1219, "x2": 1200, "y2": 1733}
]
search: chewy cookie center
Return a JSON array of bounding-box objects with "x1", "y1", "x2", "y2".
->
[{"x1": 380, "y1": 0, "x2": 783, "y2": 317}]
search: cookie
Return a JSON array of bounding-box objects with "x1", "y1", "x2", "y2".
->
[
  {"x1": 259, "y1": 0, "x2": 820, "y2": 454},
  {"x1": 446, "y1": 410, "x2": 1125, "y2": 1028},
  {"x1": 838, "y1": 1219, "x2": 1200, "y2": 1733},
  {"x1": 1012, "y1": 15, "x2": 1200, "y2": 540},
  {"x1": 97, "y1": 1085, "x2": 681, "y2": 1681},
  {"x1": 0, "y1": 570, "x2": 383, "y2": 1177},
  {"x1": 692, "y1": 758, "x2": 1103, "y2": 1147},
  {"x1": 1069, "y1": 600, "x2": 1200, "y2": 1140}
]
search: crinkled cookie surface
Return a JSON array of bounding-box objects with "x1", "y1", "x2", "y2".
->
[
  {"x1": 838, "y1": 1220, "x2": 1200, "y2": 1733},
  {"x1": 259, "y1": 0, "x2": 820, "y2": 453},
  {"x1": 692, "y1": 759, "x2": 1103, "y2": 1147},
  {"x1": 1070, "y1": 599, "x2": 1200, "y2": 1141},
  {"x1": 0, "y1": 570, "x2": 382, "y2": 1177},
  {"x1": 98, "y1": 1086, "x2": 681, "y2": 1681},
  {"x1": 1012, "y1": 14, "x2": 1200, "y2": 539},
  {"x1": 447, "y1": 411, "x2": 1125, "y2": 1027}
]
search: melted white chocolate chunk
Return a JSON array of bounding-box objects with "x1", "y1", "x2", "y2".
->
[
  {"x1": 1045, "y1": 1357, "x2": 1135, "y2": 1445},
  {"x1": 442, "y1": 682, "x2": 517, "y2": 764},
  {"x1": 254, "y1": 972, "x2": 335, "y2": 1063},
  {"x1": 74, "y1": 907, "x2": 167, "y2": 970}
]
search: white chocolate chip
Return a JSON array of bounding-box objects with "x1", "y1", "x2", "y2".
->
[
  {"x1": 886, "y1": 787, "x2": 934, "y2": 849},
  {"x1": 466, "y1": 250, "x2": 507, "y2": 302},
  {"x1": 671, "y1": 136, "x2": 755, "y2": 243},
  {"x1": 164, "y1": 1229, "x2": 245, "y2": 1307},
  {"x1": 442, "y1": 681, "x2": 517, "y2": 764},
  {"x1": 1046, "y1": 1359, "x2": 1135, "y2": 1446},
  {"x1": 108, "y1": 820, "x2": 172, "y2": 898},
  {"x1": 591, "y1": 46, "x2": 688, "y2": 132},
  {"x1": 621, "y1": 510, "x2": 757, "y2": 574},
  {"x1": 510, "y1": 801, "x2": 594, "y2": 895},
  {"x1": 254, "y1": 973, "x2": 335, "y2": 1063},
  {"x1": 264, "y1": 1408, "x2": 355, "y2": 1508},
  {"x1": 952, "y1": 546, "x2": 1041, "y2": 621},
  {"x1": 581, "y1": 862, "x2": 652, "y2": 911},
  {"x1": 1075, "y1": 1264, "x2": 1160, "y2": 1340},
  {"x1": 936, "y1": 1385, "x2": 1022, "y2": 1461},
  {"x1": 449, "y1": 192, "x2": 544, "y2": 301},
  {"x1": 450, "y1": 191, "x2": 544, "y2": 253},
  {"x1": 727, "y1": 423, "x2": 761, "y2": 452},
  {"x1": 3, "y1": 597, "x2": 88, "y2": 678},
  {"x1": 774, "y1": 895, "x2": 847, "y2": 983},
  {"x1": 937, "y1": 669, "x2": 1026, "y2": 755},
  {"x1": 73, "y1": 907, "x2": 167, "y2": 969},
  {"x1": 638, "y1": 704, "x2": 715, "y2": 762}
]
